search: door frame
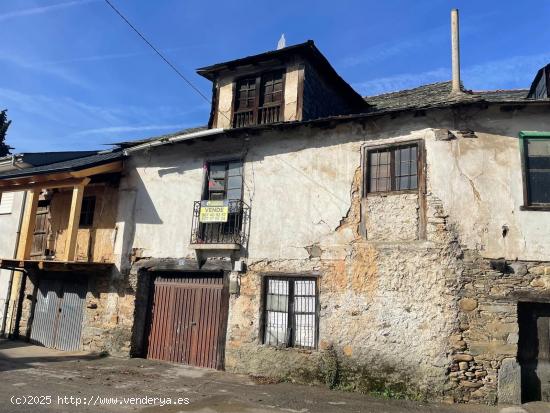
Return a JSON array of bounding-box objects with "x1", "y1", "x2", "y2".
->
[{"x1": 143, "y1": 270, "x2": 230, "y2": 370}]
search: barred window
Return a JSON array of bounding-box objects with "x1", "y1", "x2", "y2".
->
[
  {"x1": 263, "y1": 277, "x2": 317, "y2": 349},
  {"x1": 366, "y1": 143, "x2": 418, "y2": 193}
]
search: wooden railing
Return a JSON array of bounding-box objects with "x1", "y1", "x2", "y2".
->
[{"x1": 233, "y1": 104, "x2": 281, "y2": 128}]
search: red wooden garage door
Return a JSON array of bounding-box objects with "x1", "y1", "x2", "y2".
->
[{"x1": 146, "y1": 273, "x2": 229, "y2": 369}]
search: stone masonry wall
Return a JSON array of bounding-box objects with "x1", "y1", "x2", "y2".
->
[
  {"x1": 445, "y1": 254, "x2": 550, "y2": 404},
  {"x1": 225, "y1": 168, "x2": 464, "y2": 400}
]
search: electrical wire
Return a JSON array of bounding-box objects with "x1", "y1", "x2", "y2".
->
[{"x1": 103, "y1": 0, "x2": 230, "y2": 122}]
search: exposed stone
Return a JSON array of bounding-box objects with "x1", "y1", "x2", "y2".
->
[
  {"x1": 452, "y1": 354, "x2": 474, "y2": 362},
  {"x1": 497, "y1": 358, "x2": 521, "y2": 405},
  {"x1": 530, "y1": 277, "x2": 545, "y2": 288},
  {"x1": 459, "y1": 362, "x2": 469, "y2": 371},
  {"x1": 528, "y1": 265, "x2": 547, "y2": 275},
  {"x1": 460, "y1": 381, "x2": 483, "y2": 388},
  {"x1": 459, "y1": 298, "x2": 478, "y2": 312},
  {"x1": 509, "y1": 262, "x2": 527, "y2": 276}
]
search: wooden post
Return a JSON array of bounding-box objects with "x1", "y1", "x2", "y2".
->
[
  {"x1": 64, "y1": 183, "x2": 85, "y2": 262},
  {"x1": 16, "y1": 189, "x2": 40, "y2": 260},
  {"x1": 6, "y1": 189, "x2": 40, "y2": 337}
]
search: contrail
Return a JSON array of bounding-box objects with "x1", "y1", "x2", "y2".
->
[{"x1": 0, "y1": 0, "x2": 98, "y2": 22}]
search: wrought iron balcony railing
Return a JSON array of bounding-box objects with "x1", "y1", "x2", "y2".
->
[
  {"x1": 190, "y1": 199, "x2": 250, "y2": 246},
  {"x1": 233, "y1": 103, "x2": 281, "y2": 128}
]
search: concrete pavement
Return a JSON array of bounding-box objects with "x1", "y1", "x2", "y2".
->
[{"x1": 0, "y1": 339, "x2": 548, "y2": 413}]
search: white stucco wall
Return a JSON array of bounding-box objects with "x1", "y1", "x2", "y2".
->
[
  {"x1": 115, "y1": 107, "x2": 550, "y2": 264},
  {"x1": 0, "y1": 191, "x2": 24, "y2": 328}
]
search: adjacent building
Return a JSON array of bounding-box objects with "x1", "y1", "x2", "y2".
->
[{"x1": 1, "y1": 40, "x2": 549, "y2": 405}]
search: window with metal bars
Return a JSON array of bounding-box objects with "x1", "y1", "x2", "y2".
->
[
  {"x1": 366, "y1": 143, "x2": 419, "y2": 193},
  {"x1": 262, "y1": 277, "x2": 317, "y2": 349}
]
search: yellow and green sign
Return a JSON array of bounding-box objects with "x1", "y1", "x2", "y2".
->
[{"x1": 199, "y1": 200, "x2": 229, "y2": 223}]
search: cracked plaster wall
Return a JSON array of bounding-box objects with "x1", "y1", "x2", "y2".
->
[{"x1": 110, "y1": 106, "x2": 550, "y2": 402}]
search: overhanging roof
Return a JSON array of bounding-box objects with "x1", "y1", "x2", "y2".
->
[
  {"x1": 197, "y1": 40, "x2": 367, "y2": 109},
  {"x1": 0, "y1": 150, "x2": 124, "y2": 191}
]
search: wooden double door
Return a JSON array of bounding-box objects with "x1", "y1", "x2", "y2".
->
[
  {"x1": 146, "y1": 273, "x2": 229, "y2": 369},
  {"x1": 519, "y1": 302, "x2": 550, "y2": 402},
  {"x1": 30, "y1": 277, "x2": 87, "y2": 351}
]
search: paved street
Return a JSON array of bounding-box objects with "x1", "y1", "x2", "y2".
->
[{"x1": 0, "y1": 339, "x2": 547, "y2": 413}]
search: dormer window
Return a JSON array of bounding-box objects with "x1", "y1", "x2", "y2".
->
[{"x1": 233, "y1": 71, "x2": 284, "y2": 128}]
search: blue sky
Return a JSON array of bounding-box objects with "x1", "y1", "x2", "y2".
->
[{"x1": 1, "y1": 0, "x2": 549, "y2": 153}]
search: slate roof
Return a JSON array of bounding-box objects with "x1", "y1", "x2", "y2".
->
[
  {"x1": 0, "y1": 150, "x2": 124, "y2": 180},
  {"x1": 113, "y1": 126, "x2": 208, "y2": 148},
  {"x1": 364, "y1": 81, "x2": 531, "y2": 113}
]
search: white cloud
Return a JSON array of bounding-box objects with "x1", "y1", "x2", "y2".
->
[
  {"x1": 0, "y1": 0, "x2": 98, "y2": 22},
  {"x1": 74, "y1": 124, "x2": 193, "y2": 137},
  {"x1": 356, "y1": 52, "x2": 550, "y2": 96},
  {"x1": 463, "y1": 52, "x2": 550, "y2": 90},
  {"x1": 356, "y1": 68, "x2": 449, "y2": 96},
  {"x1": 0, "y1": 53, "x2": 89, "y2": 87}
]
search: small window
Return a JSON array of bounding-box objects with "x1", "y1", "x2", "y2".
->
[
  {"x1": 79, "y1": 196, "x2": 96, "y2": 227},
  {"x1": 261, "y1": 71, "x2": 284, "y2": 106},
  {"x1": 366, "y1": 143, "x2": 418, "y2": 193},
  {"x1": 0, "y1": 192, "x2": 14, "y2": 214},
  {"x1": 263, "y1": 277, "x2": 317, "y2": 349},
  {"x1": 233, "y1": 71, "x2": 284, "y2": 127},
  {"x1": 236, "y1": 77, "x2": 257, "y2": 112},
  {"x1": 522, "y1": 133, "x2": 550, "y2": 206},
  {"x1": 205, "y1": 160, "x2": 243, "y2": 201}
]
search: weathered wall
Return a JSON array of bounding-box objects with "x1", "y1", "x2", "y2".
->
[
  {"x1": 0, "y1": 191, "x2": 24, "y2": 331},
  {"x1": 112, "y1": 104, "x2": 550, "y2": 402}
]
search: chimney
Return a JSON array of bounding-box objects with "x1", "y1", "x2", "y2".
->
[{"x1": 451, "y1": 9, "x2": 461, "y2": 94}]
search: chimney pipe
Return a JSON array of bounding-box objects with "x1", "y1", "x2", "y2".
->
[{"x1": 451, "y1": 9, "x2": 461, "y2": 93}]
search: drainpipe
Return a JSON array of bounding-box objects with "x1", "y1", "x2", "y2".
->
[
  {"x1": 1, "y1": 191, "x2": 27, "y2": 337},
  {"x1": 451, "y1": 9, "x2": 462, "y2": 94}
]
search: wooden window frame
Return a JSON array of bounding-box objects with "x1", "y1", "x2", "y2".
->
[
  {"x1": 519, "y1": 131, "x2": 550, "y2": 211},
  {"x1": 363, "y1": 141, "x2": 423, "y2": 195},
  {"x1": 232, "y1": 69, "x2": 286, "y2": 127},
  {"x1": 362, "y1": 139, "x2": 427, "y2": 239},
  {"x1": 260, "y1": 274, "x2": 319, "y2": 350},
  {"x1": 201, "y1": 159, "x2": 244, "y2": 202},
  {"x1": 78, "y1": 196, "x2": 96, "y2": 228}
]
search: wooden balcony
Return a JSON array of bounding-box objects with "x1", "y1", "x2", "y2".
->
[
  {"x1": 0, "y1": 159, "x2": 122, "y2": 267},
  {"x1": 233, "y1": 104, "x2": 282, "y2": 128}
]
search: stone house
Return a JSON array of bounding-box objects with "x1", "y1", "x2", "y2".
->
[{"x1": 1, "y1": 40, "x2": 550, "y2": 405}]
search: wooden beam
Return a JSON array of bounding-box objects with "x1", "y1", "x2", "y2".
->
[
  {"x1": 38, "y1": 260, "x2": 113, "y2": 273},
  {"x1": 0, "y1": 172, "x2": 73, "y2": 189},
  {"x1": 63, "y1": 183, "x2": 86, "y2": 261},
  {"x1": 16, "y1": 189, "x2": 40, "y2": 260},
  {"x1": 70, "y1": 161, "x2": 123, "y2": 178},
  {"x1": 0, "y1": 160, "x2": 122, "y2": 190},
  {"x1": 0, "y1": 177, "x2": 90, "y2": 192}
]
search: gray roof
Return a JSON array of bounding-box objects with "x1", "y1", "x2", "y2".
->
[
  {"x1": 364, "y1": 81, "x2": 530, "y2": 113},
  {"x1": 0, "y1": 150, "x2": 124, "y2": 180},
  {"x1": 113, "y1": 125, "x2": 208, "y2": 148}
]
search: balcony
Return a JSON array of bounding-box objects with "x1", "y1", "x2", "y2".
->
[
  {"x1": 190, "y1": 200, "x2": 250, "y2": 250},
  {"x1": 0, "y1": 157, "x2": 122, "y2": 273},
  {"x1": 233, "y1": 104, "x2": 282, "y2": 128}
]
